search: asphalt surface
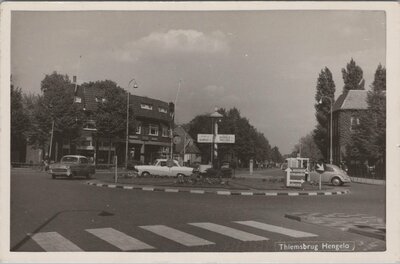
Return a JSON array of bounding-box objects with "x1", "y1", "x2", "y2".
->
[{"x1": 10, "y1": 168, "x2": 386, "y2": 252}]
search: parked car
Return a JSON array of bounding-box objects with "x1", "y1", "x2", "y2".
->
[
  {"x1": 309, "y1": 164, "x2": 351, "y2": 186},
  {"x1": 135, "y1": 159, "x2": 195, "y2": 177},
  {"x1": 48, "y1": 155, "x2": 95, "y2": 179}
]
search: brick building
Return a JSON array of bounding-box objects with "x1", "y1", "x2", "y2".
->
[
  {"x1": 70, "y1": 85, "x2": 174, "y2": 165},
  {"x1": 331, "y1": 90, "x2": 368, "y2": 164}
]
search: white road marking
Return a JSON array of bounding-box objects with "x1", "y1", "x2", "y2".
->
[
  {"x1": 240, "y1": 192, "x2": 253, "y2": 196},
  {"x1": 86, "y1": 228, "x2": 154, "y2": 251},
  {"x1": 31, "y1": 232, "x2": 82, "y2": 251},
  {"x1": 265, "y1": 193, "x2": 277, "y2": 196},
  {"x1": 217, "y1": 191, "x2": 231, "y2": 195},
  {"x1": 140, "y1": 225, "x2": 214, "y2": 246},
  {"x1": 288, "y1": 193, "x2": 299, "y2": 196},
  {"x1": 165, "y1": 189, "x2": 179, "y2": 193},
  {"x1": 190, "y1": 190, "x2": 205, "y2": 194},
  {"x1": 142, "y1": 187, "x2": 154, "y2": 191},
  {"x1": 189, "y1": 222, "x2": 268, "y2": 241},
  {"x1": 235, "y1": 220, "x2": 318, "y2": 238}
]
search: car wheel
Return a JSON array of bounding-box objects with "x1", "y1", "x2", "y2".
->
[
  {"x1": 141, "y1": 171, "x2": 150, "y2": 177},
  {"x1": 331, "y1": 177, "x2": 342, "y2": 186}
]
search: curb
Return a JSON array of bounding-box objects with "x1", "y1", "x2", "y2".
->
[
  {"x1": 86, "y1": 181, "x2": 350, "y2": 197},
  {"x1": 350, "y1": 177, "x2": 385, "y2": 186}
]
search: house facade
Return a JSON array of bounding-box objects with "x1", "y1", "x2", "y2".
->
[
  {"x1": 68, "y1": 85, "x2": 174, "y2": 165},
  {"x1": 331, "y1": 90, "x2": 368, "y2": 164}
]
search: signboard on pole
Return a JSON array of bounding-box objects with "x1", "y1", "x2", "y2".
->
[
  {"x1": 197, "y1": 134, "x2": 213, "y2": 143},
  {"x1": 197, "y1": 134, "x2": 235, "y2": 143},
  {"x1": 216, "y1": 134, "x2": 235, "y2": 143},
  {"x1": 285, "y1": 168, "x2": 306, "y2": 187}
]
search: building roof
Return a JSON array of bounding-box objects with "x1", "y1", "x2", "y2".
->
[
  {"x1": 333, "y1": 90, "x2": 368, "y2": 112},
  {"x1": 174, "y1": 126, "x2": 201, "y2": 154},
  {"x1": 74, "y1": 85, "x2": 172, "y2": 122}
]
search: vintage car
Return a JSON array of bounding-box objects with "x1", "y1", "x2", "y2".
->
[
  {"x1": 48, "y1": 155, "x2": 95, "y2": 179},
  {"x1": 135, "y1": 159, "x2": 195, "y2": 177},
  {"x1": 309, "y1": 164, "x2": 351, "y2": 186}
]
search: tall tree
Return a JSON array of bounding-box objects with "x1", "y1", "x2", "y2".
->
[
  {"x1": 27, "y1": 72, "x2": 83, "y2": 160},
  {"x1": 293, "y1": 132, "x2": 323, "y2": 162},
  {"x1": 11, "y1": 83, "x2": 29, "y2": 161},
  {"x1": 186, "y1": 107, "x2": 272, "y2": 167},
  {"x1": 342, "y1": 58, "x2": 365, "y2": 93},
  {"x1": 91, "y1": 80, "x2": 131, "y2": 164},
  {"x1": 271, "y1": 146, "x2": 283, "y2": 163},
  {"x1": 313, "y1": 67, "x2": 335, "y2": 161},
  {"x1": 346, "y1": 64, "x2": 386, "y2": 164}
]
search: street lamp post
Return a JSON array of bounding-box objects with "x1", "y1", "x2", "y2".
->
[
  {"x1": 319, "y1": 96, "x2": 334, "y2": 164},
  {"x1": 210, "y1": 108, "x2": 223, "y2": 169},
  {"x1": 125, "y1": 78, "x2": 138, "y2": 169}
]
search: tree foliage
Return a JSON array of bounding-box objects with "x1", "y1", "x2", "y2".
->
[
  {"x1": 313, "y1": 67, "x2": 335, "y2": 160},
  {"x1": 11, "y1": 83, "x2": 30, "y2": 153},
  {"x1": 186, "y1": 107, "x2": 272, "y2": 167},
  {"x1": 293, "y1": 132, "x2": 323, "y2": 162},
  {"x1": 342, "y1": 58, "x2": 365, "y2": 93},
  {"x1": 347, "y1": 64, "x2": 386, "y2": 164},
  {"x1": 26, "y1": 72, "x2": 84, "y2": 158},
  {"x1": 271, "y1": 146, "x2": 283, "y2": 163}
]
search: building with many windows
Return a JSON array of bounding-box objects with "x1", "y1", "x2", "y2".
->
[
  {"x1": 331, "y1": 90, "x2": 368, "y2": 164},
  {"x1": 72, "y1": 85, "x2": 174, "y2": 165}
]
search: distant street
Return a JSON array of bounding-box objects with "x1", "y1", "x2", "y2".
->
[{"x1": 11, "y1": 168, "x2": 385, "y2": 252}]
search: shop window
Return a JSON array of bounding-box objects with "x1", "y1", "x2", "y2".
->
[
  {"x1": 149, "y1": 124, "x2": 159, "y2": 136},
  {"x1": 141, "y1": 103, "x2": 153, "y2": 110}
]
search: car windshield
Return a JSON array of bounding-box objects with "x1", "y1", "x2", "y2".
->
[{"x1": 61, "y1": 156, "x2": 79, "y2": 163}]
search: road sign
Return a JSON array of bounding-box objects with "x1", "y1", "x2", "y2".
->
[
  {"x1": 197, "y1": 134, "x2": 213, "y2": 143},
  {"x1": 285, "y1": 168, "x2": 306, "y2": 187},
  {"x1": 216, "y1": 134, "x2": 235, "y2": 143},
  {"x1": 197, "y1": 134, "x2": 235, "y2": 143}
]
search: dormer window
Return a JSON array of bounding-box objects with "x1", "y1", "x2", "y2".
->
[
  {"x1": 141, "y1": 103, "x2": 153, "y2": 110},
  {"x1": 74, "y1": 96, "x2": 82, "y2": 103},
  {"x1": 159, "y1": 107, "x2": 168, "y2": 114}
]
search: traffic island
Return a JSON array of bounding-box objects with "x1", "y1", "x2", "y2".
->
[{"x1": 86, "y1": 172, "x2": 350, "y2": 196}]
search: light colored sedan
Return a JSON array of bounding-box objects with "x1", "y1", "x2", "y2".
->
[
  {"x1": 135, "y1": 159, "x2": 195, "y2": 177},
  {"x1": 309, "y1": 164, "x2": 351, "y2": 186},
  {"x1": 49, "y1": 155, "x2": 95, "y2": 179}
]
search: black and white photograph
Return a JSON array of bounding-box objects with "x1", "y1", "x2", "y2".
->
[{"x1": 1, "y1": 1, "x2": 399, "y2": 263}]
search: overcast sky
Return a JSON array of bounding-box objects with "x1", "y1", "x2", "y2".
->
[{"x1": 11, "y1": 10, "x2": 385, "y2": 154}]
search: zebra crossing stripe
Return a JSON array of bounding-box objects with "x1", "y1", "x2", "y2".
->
[
  {"x1": 235, "y1": 220, "x2": 318, "y2": 238},
  {"x1": 140, "y1": 225, "x2": 214, "y2": 246},
  {"x1": 31, "y1": 232, "x2": 83, "y2": 251},
  {"x1": 189, "y1": 222, "x2": 268, "y2": 241},
  {"x1": 86, "y1": 228, "x2": 154, "y2": 251}
]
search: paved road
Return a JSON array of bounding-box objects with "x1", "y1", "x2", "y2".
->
[{"x1": 10, "y1": 169, "x2": 385, "y2": 252}]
